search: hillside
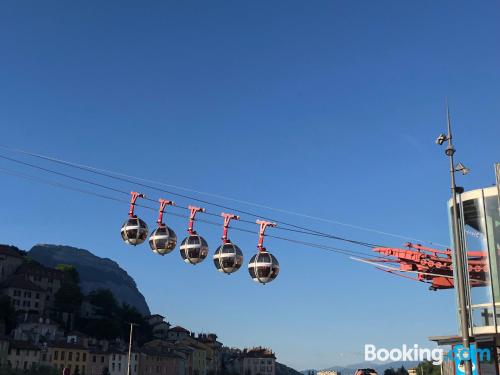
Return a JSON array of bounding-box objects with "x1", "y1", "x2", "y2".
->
[{"x1": 28, "y1": 244, "x2": 150, "y2": 315}]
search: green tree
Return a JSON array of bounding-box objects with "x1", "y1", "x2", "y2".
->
[
  {"x1": 384, "y1": 368, "x2": 397, "y2": 375},
  {"x1": 54, "y1": 282, "x2": 83, "y2": 313},
  {"x1": 119, "y1": 303, "x2": 153, "y2": 344},
  {"x1": 87, "y1": 289, "x2": 119, "y2": 318},
  {"x1": 55, "y1": 264, "x2": 80, "y2": 284},
  {"x1": 415, "y1": 360, "x2": 441, "y2": 375},
  {"x1": 395, "y1": 366, "x2": 408, "y2": 375}
]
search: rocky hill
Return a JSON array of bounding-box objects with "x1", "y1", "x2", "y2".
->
[
  {"x1": 276, "y1": 362, "x2": 303, "y2": 375},
  {"x1": 28, "y1": 244, "x2": 150, "y2": 315}
]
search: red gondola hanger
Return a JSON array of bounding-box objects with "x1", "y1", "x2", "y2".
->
[
  {"x1": 128, "y1": 191, "x2": 145, "y2": 218},
  {"x1": 256, "y1": 220, "x2": 277, "y2": 252},
  {"x1": 157, "y1": 199, "x2": 174, "y2": 226},
  {"x1": 187, "y1": 205, "x2": 205, "y2": 235},
  {"x1": 221, "y1": 212, "x2": 240, "y2": 243}
]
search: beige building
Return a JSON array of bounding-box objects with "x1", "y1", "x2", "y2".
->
[
  {"x1": 147, "y1": 314, "x2": 171, "y2": 340},
  {"x1": 140, "y1": 340, "x2": 187, "y2": 375},
  {"x1": 198, "y1": 333, "x2": 222, "y2": 375},
  {"x1": 15, "y1": 262, "x2": 66, "y2": 308},
  {"x1": 7, "y1": 340, "x2": 41, "y2": 371},
  {"x1": 87, "y1": 349, "x2": 109, "y2": 375},
  {"x1": 0, "y1": 274, "x2": 47, "y2": 314},
  {"x1": 0, "y1": 245, "x2": 24, "y2": 283},
  {"x1": 240, "y1": 348, "x2": 276, "y2": 375},
  {"x1": 48, "y1": 339, "x2": 90, "y2": 374}
]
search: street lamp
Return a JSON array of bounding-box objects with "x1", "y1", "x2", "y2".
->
[{"x1": 436, "y1": 103, "x2": 472, "y2": 375}]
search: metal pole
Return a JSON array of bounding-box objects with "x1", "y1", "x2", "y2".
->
[
  {"x1": 127, "y1": 323, "x2": 136, "y2": 375},
  {"x1": 446, "y1": 105, "x2": 472, "y2": 375}
]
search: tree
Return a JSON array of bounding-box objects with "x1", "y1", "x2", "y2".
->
[
  {"x1": 102, "y1": 367, "x2": 110, "y2": 375},
  {"x1": 55, "y1": 264, "x2": 80, "y2": 284},
  {"x1": 0, "y1": 295, "x2": 17, "y2": 333},
  {"x1": 54, "y1": 282, "x2": 83, "y2": 313},
  {"x1": 415, "y1": 360, "x2": 441, "y2": 375},
  {"x1": 87, "y1": 289, "x2": 119, "y2": 318},
  {"x1": 384, "y1": 368, "x2": 396, "y2": 375},
  {"x1": 395, "y1": 366, "x2": 408, "y2": 375},
  {"x1": 119, "y1": 303, "x2": 153, "y2": 344}
]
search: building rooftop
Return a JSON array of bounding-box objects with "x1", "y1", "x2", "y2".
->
[
  {"x1": 170, "y1": 326, "x2": 190, "y2": 333},
  {"x1": 16, "y1": 262, "x2": 66, "y2": 280},
  {"x1": 0, "y1": 274, "x2": 45, "y2": 292},
  {"x1": 0, "y1": 245, "x2": 24, "y2": 259},
  {"x1": 10, "y1": 340, "x2": 40, "y2": 350}
]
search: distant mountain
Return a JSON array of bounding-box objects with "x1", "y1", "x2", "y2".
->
[
  {"x1": 301, "y1": 361, "x2": 419, "y2": 375},
  {"x1": 28, "y1": 244, "x2": 150, "y2": 315}
]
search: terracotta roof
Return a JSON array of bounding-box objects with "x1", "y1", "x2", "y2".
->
[
  {"x1": 170, "y1": 326, "x2": 189, "y2": 333},
  {"x1": 0, "y1": 245, "x2": 24, "y2": 259},
  {"x1": 0, "y1": 275, "x2": 45, "y2": 292}
]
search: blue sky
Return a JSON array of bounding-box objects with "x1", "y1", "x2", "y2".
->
[{"x1": 0, "y1": 0, "x2": 499, "y2": 370}]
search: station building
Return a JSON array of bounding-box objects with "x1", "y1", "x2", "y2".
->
[{"x1": 430, "y1": 165, "x2": 500, "y2": 375}]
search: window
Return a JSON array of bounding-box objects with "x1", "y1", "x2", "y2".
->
[
  {"x1": 35, "y1": 293, "x2": 40, "y2": 299},
  {"x1": 101, "y1": 356, "x2": 104, "y2": 363},
  {"x1": 92, "y1": 355, "x2": 96, "y2": 363},
  {"x1": 83, "y1": 353, "x2": 86, "y2": 362},
  {"x1": 16, "y1": 349, "x2": 20, "y2": 356},
  {"x1": 112, "y1": 363, "x2": 115, "y2": 371},
  {"x1": 76, "y1": 352, "x2": 80, "y2": 361},
  {"x1": 61, "y1": 351, "x2": 65, "y2": 360}
]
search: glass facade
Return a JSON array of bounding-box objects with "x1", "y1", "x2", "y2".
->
[{"x1": 449, "y1": 186, "x2": 500, "y2": 334}]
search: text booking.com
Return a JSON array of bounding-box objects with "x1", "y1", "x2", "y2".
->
[{"x1": 365, "y1": 344, "x2": 491, "y2": 365}]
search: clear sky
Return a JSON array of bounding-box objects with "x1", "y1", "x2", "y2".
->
[{"x1": 0, "y1": 0, "x2": 499, "y2": 371}]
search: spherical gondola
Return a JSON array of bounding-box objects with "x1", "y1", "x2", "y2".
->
[
  {"x1": 248, "y1": 251, "x2": 280, "y2": 284},
  {"x1": 149, "y1": 225, "x2": 177, "y2": 255},
  {"x1": 179, "y1": 234, "x2": 209, "y2": 265},
  {"x1": 121, "y1": 217, "x2": 149, "y2": 246},
  {"x1": 213, "y1": 242, "x2": 244, "y2": 274}
]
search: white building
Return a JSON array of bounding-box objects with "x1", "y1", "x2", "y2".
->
[{"x1": 108, "y1": 350, "x2": 139, "y2": 375}]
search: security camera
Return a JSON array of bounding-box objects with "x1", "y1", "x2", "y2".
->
[{"x1": 435, "y1": 133, "x2": 448, "y2": 145}]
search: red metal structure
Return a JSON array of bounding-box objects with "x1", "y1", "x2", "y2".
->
[
  {"x1": 187, "y1": 205, "x2": 205, "y2": 235},
  {"x1": 368, "y1": 242, "x2": 488, "y2": 290},
  {"x1": 221, "y1": 212, "x2": 239, "y2": 243}
]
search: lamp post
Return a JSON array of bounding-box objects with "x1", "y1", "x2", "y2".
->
[
  {"x1": 436, "y1": 103, "x2": 472, "y2": 375},
  {"x1": 127, "y1": 322, "x2": 139, "y2": 375}
]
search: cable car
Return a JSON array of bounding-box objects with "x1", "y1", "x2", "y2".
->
[
  {"x1": 121, "y1": 192, "x2": 148, "y2": 246},
  {"x1": 213, "y1": 242, "x2": 244, "y2": 274},
  {"x1": 248, "y1": 220, "x2": 279, "y2": 284},
  {"x1": 180, "y1": 234, "x2": 209, "y2": 264},
  {"x1": 179, "y1": 206, "x2": 209, "y2": 265},
  {"x1": 149, "y1": 199, "x2": 177, "y2": 255},
  {"x1": 213, "y1": 213, "x2": 243, "y2": 274},
  {"x1": 248, "y1": 251, "x2": 279, "y2": 284}
]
